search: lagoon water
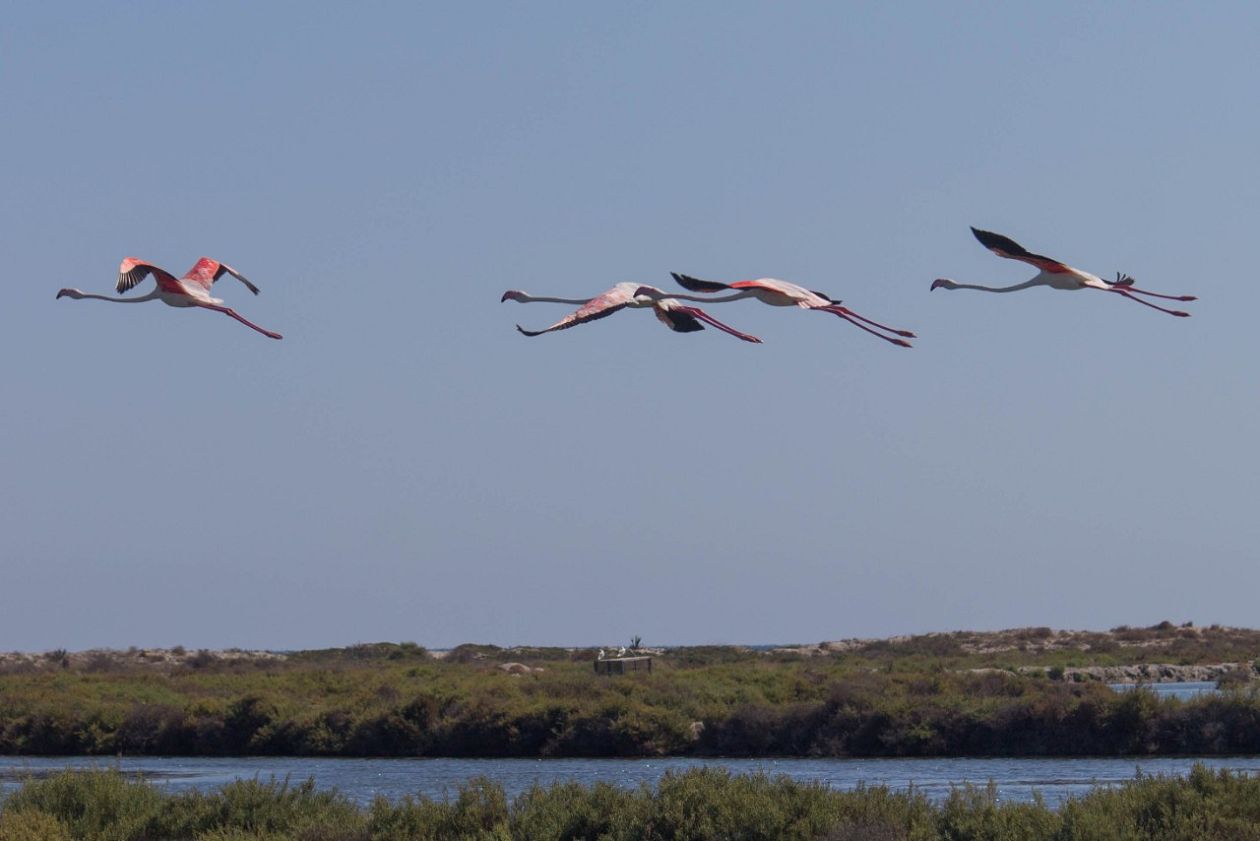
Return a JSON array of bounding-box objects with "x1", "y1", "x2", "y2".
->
[
  {"x1": 4, "y1": 754, "x2": 1260, "y2": 808},
  {"x1": 1108, "y1": 680, "x2": 1219, "y2": 700}
]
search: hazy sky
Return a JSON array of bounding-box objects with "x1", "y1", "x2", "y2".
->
[{"x1": 3, "y1": 3, "x2": 1258, "y2": 651}]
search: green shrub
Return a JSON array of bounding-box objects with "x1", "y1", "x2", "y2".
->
[
  {"x1": 7, "y1": 635, "x2": 1260, "y2": 760},
  {"x1": 10, "y1": 766, "x2": 1260, "y2": 840},
  {"x1": 0, "y1": 808, "x2": 73, "y2": 841},
  {"x1": 1, "y1": 768, "x2": 163, "y2": 839}
]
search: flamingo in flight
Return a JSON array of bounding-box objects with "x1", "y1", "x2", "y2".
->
[
  {"x1": 669, "y1": 273, "x2": 915, "y2": 347},
  {"x1": 501, "y1": 283, "x2": 762, "y2": 343},
  {"x1": 57, "y1": 257, "x2": 283, "y2": 339},
  {"x1": 931, "y1": 228, "x2": 1196, "y2": 317}
]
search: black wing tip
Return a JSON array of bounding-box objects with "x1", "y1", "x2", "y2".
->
[
  {"x1": 215, "y1": 262, "x2": 261, "y2": 294},
  {"x1": 970, "y1": 226, "x2": 1001, "y2": 245},
  {"x1": 515, "y1": 324, "x2": 543, "y2": 337},
  {"x1": 971, "y1": 227, "x2": 1028, "y2": 256},
  {"x1": 671, "y1": 272, "x2": 729, "y2": 293},
  {"x1": 659, "y1": 305, "x2": 705, "y2": 333},
  {"x1": 233, "y1": 268, "x2": 262, "y2": 295}
]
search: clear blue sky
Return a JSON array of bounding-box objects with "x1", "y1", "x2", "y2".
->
[{"x1": 3, "y1": 3, "x2": 1257, "y2": 650}]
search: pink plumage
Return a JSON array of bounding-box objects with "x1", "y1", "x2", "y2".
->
[{"x1": 57, "y1": 257, "x2": 282, "y2": 339}]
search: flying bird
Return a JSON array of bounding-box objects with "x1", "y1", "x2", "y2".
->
[
  {"x1": 57, "y1": 257, "x2": 283, "y2": 339},
  {"x1": 931, "y1": 228, "x2": 1196, "y2": 317},
  {"x1": 501, "y1": 283, "x2": 762, "y2": 343},
  {"x1": 670, "y1": 273, "x2": 915, "y2": 347}
]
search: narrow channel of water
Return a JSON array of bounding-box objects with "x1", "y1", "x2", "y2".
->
[
  {"x1": 4, "y1": 754, "x2": 1260, "y2": 808},
  {"x1": 1107, "y1": 680, "x2": 1219, "y2": 700}
]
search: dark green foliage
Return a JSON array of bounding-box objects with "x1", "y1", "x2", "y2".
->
[
  {"x1": 1, "y1": 771, "x2": 366, "y2": 840},
  {"x1": 4, "y1": 633, "x2": 1260, "y2": 759},
  {"x1": 7, "y1": 766, "x2": 1260, "y2": 840},
  {"x1": 0, "y1": 806, "x2": 74, "y2": 840}
]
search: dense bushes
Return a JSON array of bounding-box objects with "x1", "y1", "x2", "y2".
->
[
  {"x1": 697, "y1": 683, "x2": 1260, "y2": 758},
  {"x1": 3, "y1": 656, "x2": 1260, "y2": 758},
  {"x1": 5, "y1": 765, "x2": 1260, "y2": 840},
  {"x1": 4, "y1": 635, "x2": 1260, "y2": 760}
]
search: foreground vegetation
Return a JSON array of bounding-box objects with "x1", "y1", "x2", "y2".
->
[
  {"x1": 4, "y1": 765, "x2": 1260, "y2": 840},
  {"x1": 1, "y1": 624, "x2": 1258, "y2": 759}
]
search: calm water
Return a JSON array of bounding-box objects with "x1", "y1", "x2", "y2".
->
[
  {"x1": 1108, "y1": 680, "x2": 1219, "y2": 700},
  {"x1": 4, "y1": 755, "x2": 1260, "y2": 808}
]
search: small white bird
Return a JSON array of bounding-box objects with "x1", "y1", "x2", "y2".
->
[{"x1": 931, "y1": 228, "x2": 1196, "y2": 317}]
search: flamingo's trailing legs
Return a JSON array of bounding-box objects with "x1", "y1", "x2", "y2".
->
[
  {"x1": 57, "y1": 257, "x2": 282, "y2": 339},
  {"x1": 501, "y1": 284, "x2": 762, "y2": 343},
  {"x1": 931, "y1": 228, "x2": 1196, "y2": 317},
  {"x1": 670, "y1": 272, "x2": 915, "y2": 347}
]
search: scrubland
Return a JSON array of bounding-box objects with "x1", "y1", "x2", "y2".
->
[
  {"x1": 4, "y1": 764, "x2": 1260, "y2": 840},
  {"x1": 2, "y1": 623, "x2": 1258, "y2": 758}
]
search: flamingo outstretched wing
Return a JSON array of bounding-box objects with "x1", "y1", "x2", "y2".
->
[
  {"x1": 971, "y1": 228, "x2": 1073, "y2": 274},
  {"x1": 674, "y1": 272, "x2": 836, "y2": 304},
  {"x1": 515, "y1": 285, "x2": 635, "y2": 337},
  {"x1": 182, "y1": 258, "x2": 261, "y2": 295},
  {"x1": 116, "y1": 258, "x2": 182, "y2": 294}
]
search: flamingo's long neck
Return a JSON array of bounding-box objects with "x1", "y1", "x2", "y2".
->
[
  {"x1": 945, "y1": 279, "x2": 1044, "y2": 293},
  {"x1": 663, "y1": 290, "x2": 757, "y2": 304},
  {"x1": 65, "y1": 290, "x2": 162, "y2": 303},
  {"x1": 516, "y1": 294, "x2": 593, "y2": 305}
]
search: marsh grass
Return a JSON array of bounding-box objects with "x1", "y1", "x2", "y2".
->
[
  {"x1": 4, "y1": 766, "x2": 1260, "y2": 840},
  {"x1": 2, "y1": 632, "x2": 1259, "y2": 758}
]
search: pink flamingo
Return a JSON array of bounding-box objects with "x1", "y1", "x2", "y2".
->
[
  {"x1": 57, "y1": 257, "x2": 283, "y2": 339},
  {"x1": 931, "y1": 228, "x2": 1196, "y2": 317},
  {"x1": 501, "y1": 283, "x2": 762, "y2": 343},
  {"x1": 670, "y1": 272, "x2": 915, "y2": 347}
]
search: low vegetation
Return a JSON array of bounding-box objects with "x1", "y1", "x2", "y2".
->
[
  {"x1": 1, "y1": 625, "x2": 1257, "y2": 759},
  {"x1": 4, "y1": 765, "x2": 1260, "y2": 840}
]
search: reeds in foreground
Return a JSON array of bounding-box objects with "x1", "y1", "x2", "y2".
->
[{"x1": 3, "y1": 764, "x2": 1260, "y2": 840}]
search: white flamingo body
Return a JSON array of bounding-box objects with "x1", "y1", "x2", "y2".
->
[
  {"x1": 721, "y1": 278, "x2": 832, "y2": 308},
  {"x1": 501, "y1": 283, "x2": 762, "y2": 343},
  {"x1": 932, "y1": 228, "x2": 1196, "y2": 317},
  {"x1": 57, "y1": 257, "x2": 282, "y2": 339},
  {"x1": 670, "y1": 273, "x2": 915, "y2": 347}
]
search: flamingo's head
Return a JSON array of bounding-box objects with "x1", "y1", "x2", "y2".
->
[
  {"x1": 930, "y1": 278, "x2": 957, "y2": 291},
  {"x1": 56, "y1": 288, "x2": 84, "y2": 300},
  {"x1": 500, "y1": 290, "x2": 527, "y2": 303}
]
